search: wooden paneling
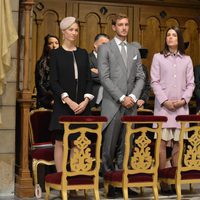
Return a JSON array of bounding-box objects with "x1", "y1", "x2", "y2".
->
[
  {"x1": 31, "y1": 0, "x2": 200, "y2": 99},
  {"x1": 138, "y1": 4, "x2": 200, "y2": 74},
  {"x1": 68, "y1": 0, "x2": 200, "y2": 8},
  {"x1": 184, "y1": 20, "x2": 199, "y2": 65},
  {"x1": 32, "y1": 0, "x2": 66, "y2": 92},
  {"x1": 75, "y1": 2, "x2": 131, "y2": 51}
]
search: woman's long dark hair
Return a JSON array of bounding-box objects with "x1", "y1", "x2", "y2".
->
[
  {"x1": 161, "y1": 26, "x2": 185, "y2": 56},
  {"x1": 39, "y1": 34, "x2": 60, "y2": 60}
]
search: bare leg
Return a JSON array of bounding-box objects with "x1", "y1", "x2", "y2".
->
[
  {"x1": 159, "y1": 140, "x2": 170, "y2": 192},
  {"x1": 159, "y1": 140, "x2": 167, "y2": 169},
  {"x1": 171, "y1": 141, "x2": 179, "y2": 167},
  {"x1": 54, "y1": 140, "x2": 63, "y2": 172}
]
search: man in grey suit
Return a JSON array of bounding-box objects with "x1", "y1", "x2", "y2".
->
[{"x1": 97, "y1": 13, "x2": 145, "y2": 176}]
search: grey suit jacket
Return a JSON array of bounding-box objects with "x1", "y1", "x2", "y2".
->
[{"x1": 97, "y1": 39, "x2": 145, "y2": 129}]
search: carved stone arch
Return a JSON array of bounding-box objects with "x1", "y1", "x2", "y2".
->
[{"x1": 184, "y1": 19, "x2": 199, "y2": 65}]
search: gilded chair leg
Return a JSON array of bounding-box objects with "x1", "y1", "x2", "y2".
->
[
  {"x1": 32, "y1": 159, "x2": 39, "y2": 185},
  {"x1": 176, "y1": 184, "x2": 181, "y2": 200},
  {"x1": 104, "y1": 182, "x2": 109, "y2": 198},
  {"x1": 62, "y1": 190, "x2": 68, "y2": 200},
  {"x1": 94, "y1": 188, "x2": 100, "y2": 200},
  {"x1": 123, "y1": 187, "x2": 128, "y2": 200},
  {"x1": 45, "y1": 183, "x2": 50, "y2": 200},
  {"x1": 152, "y1": 185, "x2": 159, "y2": 200}
]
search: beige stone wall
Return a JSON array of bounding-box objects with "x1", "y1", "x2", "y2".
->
[{"x1": 0, "y1": 0, "x2": 19, "y2": 196}]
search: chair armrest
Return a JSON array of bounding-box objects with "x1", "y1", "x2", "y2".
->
[{"x1": 32, "y1": 142, "x2": 53, "y2": 149}]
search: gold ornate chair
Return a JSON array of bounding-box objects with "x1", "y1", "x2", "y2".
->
[
  {"x1": 104, "y1": 115, "x2": 167, "y2": 200},
  {"x1": 137, "y1": 108, "x2": 173, "y2": 167},
  {"x1": 29, "y1": 108, "x2": 55, "y2": 198},
  {"x1": 158, "y1": 115, "x2": 200, "y2": 200},
  {"x1": 45, "y1": 116, "x2": 107, "y2": 200}
]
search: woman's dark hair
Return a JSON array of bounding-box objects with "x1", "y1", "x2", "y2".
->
[
  {"x1": 39, "y1": 34, "x2": 60, "y2": 60},
  {"x1": 161, "y1": 26, "x2": 185, "y2": 56}
]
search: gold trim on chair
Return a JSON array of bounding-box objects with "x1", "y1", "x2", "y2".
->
[
  {"x1": 45, "y1": 116, "x2": 107, "y2": 200},
  {"x1": 159, "y1": 115, "x2": 200, "y2": 200},
  {"x1": 29, "y1": 108, "x2": 55, "y2": 198},
  {"x1": 104, "y1": 115, "x2": 167, "y2": 200}
]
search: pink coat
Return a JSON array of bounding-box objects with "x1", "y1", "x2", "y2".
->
[{"x1": 151, "y1": 53, "x2": 195, "y2": 128}]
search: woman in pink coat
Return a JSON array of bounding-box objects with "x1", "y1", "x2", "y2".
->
[{"x1": 150, "y1": 26, "x2": 194, "y2": 184}]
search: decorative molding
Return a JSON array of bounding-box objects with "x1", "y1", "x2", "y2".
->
[{"x1": 70, "y1": 0, "x2": 200, "y2": 8}]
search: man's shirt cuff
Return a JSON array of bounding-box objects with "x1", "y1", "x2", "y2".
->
[
  {"x1": 129, "y1": 94, "x2": 137, "y2": 103},
  {"x1": 119, "y1": 95, "x2": 126, "y2": 102}
]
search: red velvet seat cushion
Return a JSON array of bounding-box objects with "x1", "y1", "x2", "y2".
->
[
  {"x1": 30, "y1": 111, "x2": 54, "y2": 143},
  {"x1": 176, "y1": 115, "x2": 200, "y2": 122},
  {"x1": 59, "y1": 115, "x2": 107, "y2": 122},
  {"x1": 158, "y1": 167, "x2": 200, "y2": 180},
  {"x1": 31, "y1": 147, "x2": 54, "y2": 161},
  {"x1": 122, "y1": 115, "x2": 167, "y2": 123},
  {"x1": 45, "y1": 172, "x2": 94, "y2": 185},
  {"x1": 104, "y1": 170, "x2": 153, "y2": 183}
]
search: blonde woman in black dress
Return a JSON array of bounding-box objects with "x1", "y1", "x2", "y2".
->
[{"x1": 49, "y1": 17, "x2": 93, "y2": 172}]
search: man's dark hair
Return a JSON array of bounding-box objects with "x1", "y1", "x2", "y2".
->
[
  {"x1": 111, "y1": 13, "x2": 128, "y2": 26},
  {"x1": 94, "y1": 33, "x2": 110, "y2": 42}
]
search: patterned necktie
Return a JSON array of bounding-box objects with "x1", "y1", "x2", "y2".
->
[{"x1": 120, "y1": 42, "x2": 127, "y2": 66}]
